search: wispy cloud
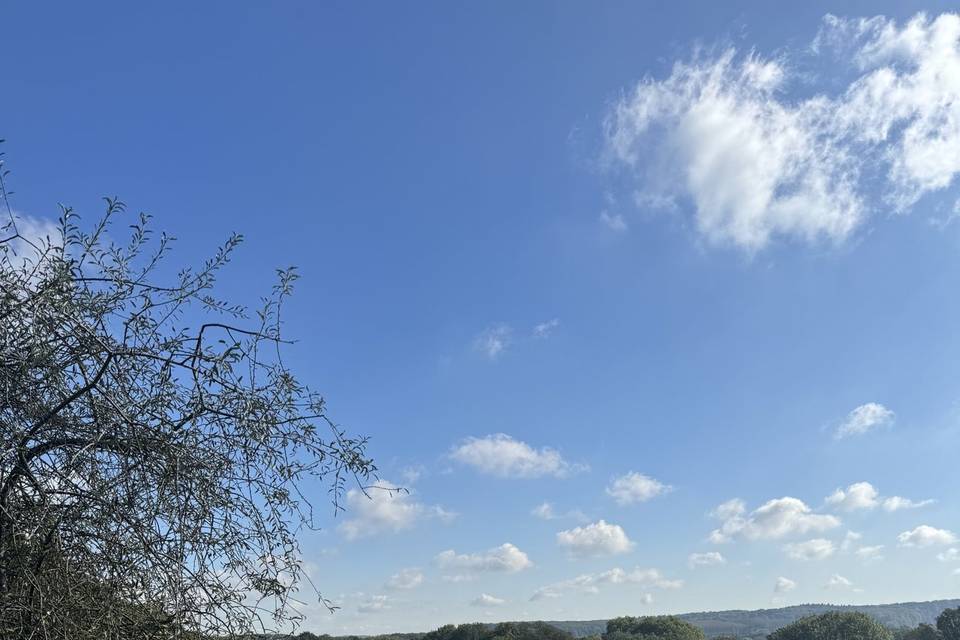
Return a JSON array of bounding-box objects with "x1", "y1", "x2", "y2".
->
[
  {"x1": 835, "y1": 403, "x2": 894, "y2": 439},
  {"x1": 784, "y1": 538, "x2": 836, "y2": 561},
  {"x1": 600, "y1": 210, "x2": 628, "y2": 232},
  {"x1": 338, "y1": 480, "x2": 454, "y2": 540},
  {"x1": 384, "y1": 568, "x2": 424, "y2": 591},
  {"x1": 470, "y1": 593, "x2": 506, "y2": 607},
  {"x1": 531, "y1": 567, "x2": 681, "y2": 601},
  {"x1": 688, "y1": 551, "x2": 726, "y2": 569},
  {"x1": 533, "y1": 318, "x2": 561, "y2": 339},
  {"x1": 474, "y1": 324, "x2": 513, "y2": 360}
]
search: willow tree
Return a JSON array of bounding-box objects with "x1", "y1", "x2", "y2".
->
[{"x1": 0, "y1": 163, "x2": 377, "y2": 638}]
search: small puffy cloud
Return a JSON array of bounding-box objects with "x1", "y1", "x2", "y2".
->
[
  {"x1": 825, "y1": 482, "x2": 880, "y2": 511},
  {"x1": 835, "y1": 403, "x2": 894, "y2": 439},
  {"x1": 470, "y1": 594, "x2": 506, "y2": 607},
  {"x1": 435, "y1": 543, "x2": 533, "y2": 578},
  {"x1": 451, "y1": 434, "x2": 583, "y2": 478},
  {"x1": 898, "y1": 525, "x2": 958, "y2": 548},
  {"x1": 384, "y1": 568, "x2": 424, "y2": 590},
  {"x1": 339, "y1": 480, "x2": 452, "y2": 540},
  {"x1": 710, "y1": 497, "x2": 840, "y2": 543},
  {"x1": 826, "y1": 482, "x2": 933, "y2": 513},
  {"x1": 531, "y1": 567, "x2": 681, "y2": 601},
  {"x1": 606, "y1": 472, "x2": 672, "y2": 505},
  {"x1": 533, "y1": 318, "x2": 561, "y2": 339},
  {"x1": 358, "y1": 595, "x2": 390, "y2": 614},
  {"x1": 600, "y1": 211, "x2": 629, "y2": 232},
  {"x1": 784, "y1": 538, "x2": 836, "y2": 561},
  {"x1": 826, "y1": 574, "x2": 855, "y2": 590},
  {"x1": 826, "y1": 482, "x2": 933, "y2": 514},
  {"x1": 474, "y1": 324, "x2": 512, "y2": 360},
  {"x1": 557, "y1": 520, "x2": 634, "y2": 557},
  {"x1": 775, "y1": 576, "x2": 797, "y2": 593},
  {"x1": 883, "y1": 496, "x2": 936, "y2": 511},
  {"x1": 688, "y1": 552, "x2": 726, "y2": 569}
]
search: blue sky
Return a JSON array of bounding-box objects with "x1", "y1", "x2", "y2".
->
[{"x1": 5, "y1": 1, "x2": 960, "y2": 634}]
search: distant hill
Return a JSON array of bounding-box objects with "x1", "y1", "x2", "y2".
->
[{"x1": 546, "y1": 599, "x2": 960, "y2": 639}]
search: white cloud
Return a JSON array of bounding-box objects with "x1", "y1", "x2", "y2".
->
[
  {"x1": 531, "y1": 502, "x2": 589, "y2": 522},
  {"x1": 605, "y1": 13, "x2": 960, "y2": 252},
  {"x1": 600, "y1": 210, "x2": 629, "y2": 232},
  {"x1": 470, "y1": 593, "x2": 506, "y2": 607},
  {"x1": 474, "y1": 324, "x2": 512, "y2": 360},
  {"x1": 1, "y1": 213, "x2": 61, "y2": 268},
  {"x1": 533, "y1": 318, "x2": 561, "y2": 338},
  {"x1": 358, "y1": 595, "x2": 391, "y2": 614},
  {"x1": 825, "y1": 481, "x2": 933, "y2": 513},
  {"x1": 557, "y1": 520, "x2": 634, "y2": 557},
  {"x1": 898, "y1": 525, "x2": 958, "y2": 548},
  {"x1": 451, "y1": 434, "x2": 583, "y2": 478},
  {"x1": 435, "y1": 543, "x2": 533, "y2": 577},
  {"x1": 339, "y1": 480, "x2": 453, "y2": 540},
  {"x1": 840, "y1": 530, "x2": 863, "y2": 552},
  {"x1": 883, "y1": 496, "x2": 936, "y2": 511},
  {"x1": 856, "y1": 545, "x2": 886, "y2": 562},
  {"x1": 784, "y1": 538, "x2": 836, "y2": 561},
  {"x1": 710, "y1": 497, "x2": 840, "y2": 543},
  {"x1": 826, "y1": 574, "x2": 855, "y2": 589},
  {"x1": 531, "y1": 567, "x2": 681, "y2": 601},
  {"x1": 688, "y1": 551, "x2": 726, "y2": 569},
  {"x1": 384, "y1": 568, "x2": 424, "y2": 590},
  {"x1": 826, "y1": 482, "x2": 880, "y2": 511},
  {"x1": 836, "y1": 403, "x2": 895, "y2": 439},
  {"x1": 939, "y1": 548, "x2": 960, "y2": 562},
  {"x1": 532, "y1": 502, "x2": 557, "y2": 519},
  {"x1": 606, "y1": 472, "x2": 672, "y2": 505},
  {"x1": 400, "y1": 465, "x2": 425, "y2": 485},
  {"x1": 711, "y1": 498, "x2": 747, "y2": 520},
  {"x1": 775, "y1": 576, "x2": 797, "y2": 593}
]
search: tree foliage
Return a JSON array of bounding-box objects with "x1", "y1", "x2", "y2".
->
[
  {"x1": 937, "y1": 608, "x2": 960, "y2": 640},
  {"x1": 0, "y1": 169, "x2": 377, "y2": 638},
  {"x1": 767, "y1": 612, "x2": 892, "y2": 640},
  {"x1": 420, "y1": 622, "x2": 574, "y2": 640},
  {"x1": 604, "y1": 616, "x2": 705, "y2": 640}
]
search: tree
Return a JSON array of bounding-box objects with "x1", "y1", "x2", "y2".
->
[
  {"x1": 0, "y1": 164, "x2": 378, "y2": 638},
  {"x1": 903, "y1": 624, "x2": 942, "y2": 640},
  {"x1": 937, "y1": 608, "x2": 960, "y2": 640},
  {"x1": 604, "y1": 616, "x2": 706, "y2": 640},
  {"x1": 767, "y1": 612, "x2": 892, "y2": 640}
]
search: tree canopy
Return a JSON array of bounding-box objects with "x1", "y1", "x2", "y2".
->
[
  {"x1": 604, "y1": 616, "x2": 705, "y2": 640},
  {"x1": 767, "y1": 612, "x2": 892, "y2": 640},
  {"x1": 937, "y1": 608, "x2": 960, "y2": 640},
  {"x1": 1, "y1": 177, "x2": 377, "y2": 638}
]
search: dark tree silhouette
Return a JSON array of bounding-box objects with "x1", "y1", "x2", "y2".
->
[{"x1": 0, "y1": 153, "x2": 378, "y2": 638}]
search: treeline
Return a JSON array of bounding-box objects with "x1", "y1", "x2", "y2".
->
[{"x1": 289, "y1": 605, "x2": 960, "y2": 640}]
